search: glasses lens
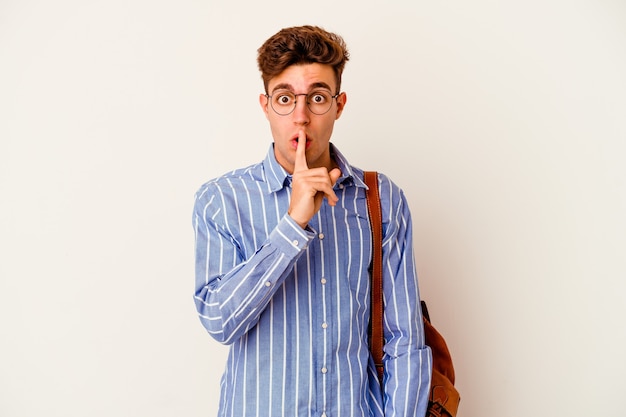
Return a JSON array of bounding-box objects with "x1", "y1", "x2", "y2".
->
[
  {"x1": 307, "y1": 91, "x2": 333, "y2": 115},
  {"x1": 271, "y1": 92, "x2": 296, "y2": 116}
]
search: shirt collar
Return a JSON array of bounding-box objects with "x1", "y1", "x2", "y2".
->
[{"x1": 262, "y1": 143, "x2": 367, "y2": 193}]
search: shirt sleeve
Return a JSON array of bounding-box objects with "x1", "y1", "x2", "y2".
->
[
  {"x1": 379, "y1": 177, "x2": 433, "y2": 416},
  {"x1": 192, "y1": 185, "x2": 314, "y2": 345}
]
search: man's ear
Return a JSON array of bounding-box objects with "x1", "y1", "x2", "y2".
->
[
  {"x1": 335, "y1": 92, "x2": 347, "y2": 120},
  {"x1": 259, "y1": 94, "x2": 270, "y2": 119}
]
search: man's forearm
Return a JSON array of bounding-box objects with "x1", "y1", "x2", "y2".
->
[{"x1": 194, "y1": 214, "x2": 312, "y2": 344}]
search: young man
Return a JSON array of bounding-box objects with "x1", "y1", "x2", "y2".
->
[{"x1": 193, "y1": 25, "x2": 432, "y2": 417}]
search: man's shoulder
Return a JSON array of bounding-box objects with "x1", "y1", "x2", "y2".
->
[
  {"x1": 194, "y1": 161, "x2": 266, "y2": 199},
  {"x1": 359, "y1": 169, "x2": 404, "y2": 194}
]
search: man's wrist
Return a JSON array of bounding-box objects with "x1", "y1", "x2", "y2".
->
[{"x1": 287, "y1": 210, "x2": 308, "y2": 229}]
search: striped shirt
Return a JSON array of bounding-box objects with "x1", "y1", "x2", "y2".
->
[{"x1": 193, "y1": 144, "x2": 432, "y2": 417}]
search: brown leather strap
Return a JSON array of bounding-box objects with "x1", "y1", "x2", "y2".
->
[
  {"x1": 365, "y1": 171, "x2": 460, "y2": 413},
  {"x1": 364, "y1": 171, "x2": 384, "y2": 385}
]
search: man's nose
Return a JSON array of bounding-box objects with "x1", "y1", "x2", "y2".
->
[{"x1": 292, "y1": 97, "x2": 311, "y2": 124}]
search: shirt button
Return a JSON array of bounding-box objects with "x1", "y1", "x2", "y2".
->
[
  {"x1": 321, "y1": 322, "x2": 328, "y2": 329},
  {"x1": 265, "y1": 281, "x2": 271, "y2": 287},
  {"x1": 318, "y1": 233, "x2": 325, "y2": 240},
  {"x1": 321, "y1": 278, "x2": 327, "y2": 285},
  {"x1": 292, "y1": 239, "x2": 299, "y2": 246},
  {"x1": 321, "y1": 367, "x2": 328, "y2": 374}
]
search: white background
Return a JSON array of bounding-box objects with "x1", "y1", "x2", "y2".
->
[{"x1": 1, "y1": 1, "x2": 625, "y2": 416}]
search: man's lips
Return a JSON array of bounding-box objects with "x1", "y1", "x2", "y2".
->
[{"x1": 291, "y1": 136, "x2": 311, "y2": 148}]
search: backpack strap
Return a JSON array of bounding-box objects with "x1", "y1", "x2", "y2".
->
[{"x1": 364, "y1": 171, "x2": 384, "y2": 385}]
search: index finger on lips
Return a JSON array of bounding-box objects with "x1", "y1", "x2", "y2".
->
[{"x1": 294, "y1": 130, "x2": 308, "y2": 172}]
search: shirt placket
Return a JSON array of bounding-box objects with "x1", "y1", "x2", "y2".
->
[{"x1": 311, "y1": 206, "x2": 334, "y2": 417}]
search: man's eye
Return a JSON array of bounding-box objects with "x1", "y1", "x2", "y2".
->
[
  {"x1": 276, "y1": 95, "x2": 293, "y2": 105},
  {"x1": 310, "y1": 94, "x2": 327, "y2": 104}
]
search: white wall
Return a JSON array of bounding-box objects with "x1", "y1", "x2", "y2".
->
[{"x1": 1, "y1": 1, "x2": 625, "y2": 416}]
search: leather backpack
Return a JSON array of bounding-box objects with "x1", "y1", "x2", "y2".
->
[{"x1": 364, "y1": 171, "x2": 461, "y2": 417}]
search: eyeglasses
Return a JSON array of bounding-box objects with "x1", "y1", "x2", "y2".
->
[{"x1": 265, "y1": 90, "x2": 339, "y2": 116}]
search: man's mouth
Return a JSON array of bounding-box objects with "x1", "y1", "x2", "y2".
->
[{"x1": 292, "y1": 135, "x2": 311, "y2": 145}]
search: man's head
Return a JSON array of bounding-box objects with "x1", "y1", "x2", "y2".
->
[
  {"x1": 257, "y1": 26, "x2": 350, "y2": 174},
  {"x1": 257, "y1": 26, "x2": 350, "y2": 94}
]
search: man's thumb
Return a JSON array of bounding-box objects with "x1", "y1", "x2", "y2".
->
[{"x1": 330, "y1": 168, "x2": 342, "y2": 185}]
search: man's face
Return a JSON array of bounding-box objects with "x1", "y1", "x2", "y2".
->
[{"x1": 259, "y1": 63, "x2": 346, "y2": 174}]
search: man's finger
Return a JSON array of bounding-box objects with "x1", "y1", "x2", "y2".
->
[
  {"x1": 294, "y1": 130, "x2": 308, "y2": 172},
  {"x1": 326, "y1": 167, "x2": 342, "y2": 205},
  {"x1": 329, "y1": 167, "x2": 342, "y2": 186}
]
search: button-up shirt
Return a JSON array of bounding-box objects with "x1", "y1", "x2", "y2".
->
[{"x1": 193, "y1": 144, "x2": 432, "y2": 417}]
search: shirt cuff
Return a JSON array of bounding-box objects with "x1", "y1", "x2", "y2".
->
[{"x1": 269, "y1": 214, "x2": 315, "y2": 257}]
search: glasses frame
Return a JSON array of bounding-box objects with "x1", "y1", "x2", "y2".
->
[{"x1": 265, "y1": 91, "x2": 340, "y2": 116}]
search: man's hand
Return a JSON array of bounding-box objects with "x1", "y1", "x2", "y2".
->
[{"x1": 288, "y1": 130, "x2": 342, "y2": 229}]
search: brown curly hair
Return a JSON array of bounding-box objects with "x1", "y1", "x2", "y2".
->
[{"x1": 257, "y1": 25, "x2": 350, "y2": 94}]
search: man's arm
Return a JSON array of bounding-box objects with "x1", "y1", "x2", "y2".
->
[
  {"x1": 193, "y1": 192, "x2": 313, "y2": 345},
  {"x1": 193, "y1": 132, "x2": 341, "y2": 345},
  {"x1": 379, "y1": 177, "x2": 433, "y2": 416}
]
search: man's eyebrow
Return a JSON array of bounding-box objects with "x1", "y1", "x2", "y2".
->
[
  {"x1": 270, "y1": 82, "x2": 334, "y2": 93},
  {"x1": 271, "y1": 83, "x2": 293, "y2": 92},
  {"x1": 309, "y1": 82, "x2": 333, "y2": 91}
]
